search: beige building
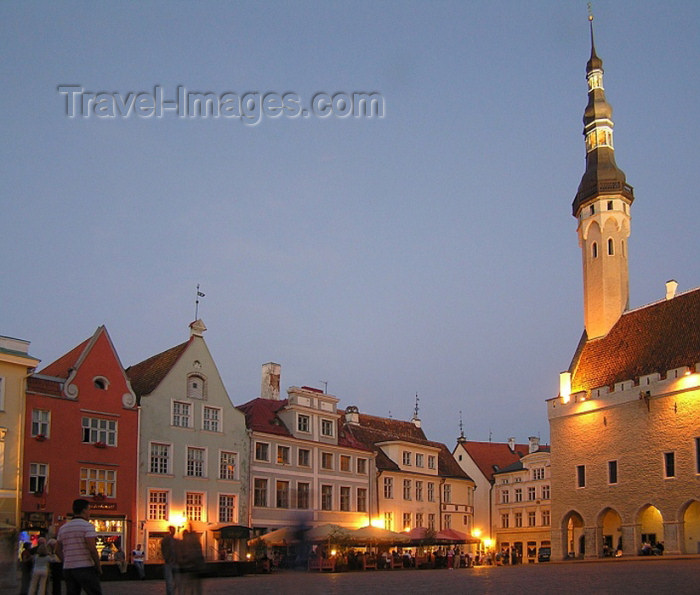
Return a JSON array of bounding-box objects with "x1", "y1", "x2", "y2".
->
[
  {"x1": 347, "y1": 410, "x2": 475, "y2": 536},
  {"x1": 492, "y1": 447, "x2": 551, "y2": 562},
  {"x1": 238, "y1": 365, "x2": 375, "y2": 534},
  {"x1": 0, "y1": 335, "x2": 40, "y2": 527},
  {"x1": 548, "y1": 23, "x2": 700, "y2": 560},
  {"x1": 126, "y1": 320, "x2": 250, "y2": 561}
]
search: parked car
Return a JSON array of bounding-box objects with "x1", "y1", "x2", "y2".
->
[{"x1": 538, "y1": 547, "x2": 551, "y2": 562}]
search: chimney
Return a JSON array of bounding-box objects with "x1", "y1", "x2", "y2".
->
[
  {"x1": 507, "y1": 437, "x2": 516, "y2": 452},
  {"x1": 528, "y1": 436, "x2": 540, "y2": 454},
  {"x1": 261, "y1": 363, "x2": 281, "y2": 400},
  {"x1": 665, "y1": 279, "x2": 678, "y2": 300},
  {"x1": 345, "y1": 405, "x2": 360, "y2": 425}
]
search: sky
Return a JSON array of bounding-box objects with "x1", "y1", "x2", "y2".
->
[{"x1": 2, "y1": 1, "x2": 699, "y2": 449}]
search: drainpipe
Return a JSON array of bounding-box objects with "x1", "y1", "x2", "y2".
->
[{"x1": 439, "y1": 478, "x2": 445, "y2": 531}]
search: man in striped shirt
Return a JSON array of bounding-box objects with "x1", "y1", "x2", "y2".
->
[{"x1": 56, "y1": 499, "x2": 102, "y2": 595}]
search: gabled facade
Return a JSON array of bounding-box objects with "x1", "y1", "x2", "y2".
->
[
  {"x1": 126, "y1": 320, "x2": 250, "y2": 561},
  {"x1": 22, "y1": 326, "x2": 139, "y2": 557},
  {"x1": 548, "y1": 18, "x2": 700, "y2": 560},
  {"x1": 238, "y1": 365, "x2": 375, "y2": 533},
  {"x1": 0, "y1": 335, "x2": 40, "y2": 528},
  {"x1": 492, "y1": 447, "x2": 551, "y2": 562},
  {"x1": 346, "y1": 410, "x2": 475, "y2": 536}
]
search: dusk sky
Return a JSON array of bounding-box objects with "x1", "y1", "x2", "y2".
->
[{"x1": 2, "y1": 1, "x2": 699, "y2": 448}]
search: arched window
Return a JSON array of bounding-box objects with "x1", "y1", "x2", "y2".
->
[
  {"x1": 607, "y1": 238, "x2": 614, "y2": 256},
  {"x1": 591, "y1": 242, "x2": 598, "y2": 259}
]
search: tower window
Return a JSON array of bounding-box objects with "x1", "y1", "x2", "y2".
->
[
  {"x1": 590, "y1": 205, "x2": 595, "y2": 215},
  {"x1": 591, "y1": 242, "x2": 598, "y2": 259},
  {"x1": 607, "y1": 239, "x2": 614, "y2": 256},
  {"x1": 607, "y1": 201, "x2": 614, "y2": 210}
]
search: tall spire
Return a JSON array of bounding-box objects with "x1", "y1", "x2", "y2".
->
[{"x1": 572, "y1": 11, "x2": 633, "y2": 217}]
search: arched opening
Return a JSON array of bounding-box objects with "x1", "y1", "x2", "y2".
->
[
  {"x1": 561, "y1": 511, "x2": 585, "y2": 559},
  {"x1": 607, "y1": 238, "x2": 614, "y2": 255},
  {"x1": 600, "y1": 508, "x2": 622, "y2": 557},
  {"x1": 638, "y1": 505, "x2": 664, "y2": 554},
  {"x1": 680, "y1": 500, "x2": 700, "y2": 554},
  {"x1": 591, "y1": 242, "x2": 598, "y2": 259}
]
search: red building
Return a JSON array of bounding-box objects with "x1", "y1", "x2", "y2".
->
[{"x1": 22, "y1": 326, "x2": 139, "y2": 558}]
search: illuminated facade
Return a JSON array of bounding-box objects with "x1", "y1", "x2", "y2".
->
[
  {"x1": 548, "y1": 20, "x2": 700, "y2": 560},
  {"x1": 126, "y1": 320, "x2": 250, "y2": 561}
]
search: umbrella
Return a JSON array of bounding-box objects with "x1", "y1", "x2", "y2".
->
[
  {"x1": 434, "y1": 528, "x2": 480, "y2": 544},
  {"x1": 305, "y1": 523, "x2": 351, "y2": 543},
  {"x1": 348, "y1": 526, "x2": 411, "y2": 546},
  {"x1": 247, "y1": 526, "x2": 299, "y2": 547}
]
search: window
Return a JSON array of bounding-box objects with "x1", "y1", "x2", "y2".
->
[
  {"x1": 501, "y1": 513, "x2": 509, "y2": 528},
  {"x1": 321, "y1": 452, "x2": 333, "y2": 470},
  {"x1": 219, "y1": 451, "x2": 237, "y2": 480},
  {"x1": 187, "y1": 447, "x2": 206, "y2": 477},
  {"x1": 416, "y1": 513, "x2": 423, "y2": 527},
  {"x1": 444, "y1": 514, "x2": 451, "y2": 529},
  {"x1": 664, "y1": 452, "x2": 675, "y2": 478},
  {"x1": 0, "y1": 376, "x2": 4, "y2": 409},
  {"x1": 80, "y1": 468, "x2": 116, "y2": 497},
  {"x1": 428, "y1": 455, "x2": 436, "y2": 469},
  {"x1": 696, "y1": 437, "x2": 700, "y2": 474},
  {"x1": 528, "y1": 511, "x2": 536, "y2": 527},
  {"x1": 31, "y1": 410, "x2": 50, "y2": 438},
  {"x1": 187, "y1": 374, "x2": 205, "y2": 399},
  {"x1": 428, "y1": 513, "x2": 436, "y2": 531},
  {"x1": 297, "y1": 414, "x2": 310, "y2": 433},
  {"x1": 203, "y1": 406, "x2": 221, "y2": 432},
  {"x1": 501, "y1": 489, "x2": 510, "y2": 504},
  {"x1": 607, "y1": 200, "x2": 614, "y2": 210},
  {"x1": 254, "y1": 479, "x2": 268, "y2": 507},
  {"x1": 541, "y1": 485, "x2": 550, "y2": 499},
  {"x1": 415, "y1": 480, "x2": 423, "y2": 501},
  {"x1": 576, "y1": 465, "x2": 586, "y2": 488},
  {"x1": 219, "y1": 494, "x2": 237, "y2": 523},
  {"x1": 255, "y1": 442, "x2": 270, "y2": 462},
  {"x1": 81, "y1": 417, "x2": 117, "y2": 446},
  {"x1": 514, "y1": 512, "x2": 522, "y2": 528},
  {"x1": 542, "y1": 510, "x2": 551, "y2": 526},
  {"x1": 443, "y1": 484, "x2": 451, "y2": 504},
  {"x1": 297, "y1": 483, "x2": 310, "y2": 509},
  {"x1": 29, "y1": 463, "x2": 47, "y2": 494},
  {"x1": 427, "y1": 482, "x2": 435, "y2": 502},
  {"x1": 607, "y1": 238, "x2": 614, "y2": 256},
  {"x1": 528, "y1": 487, "x2": 536, "y2": 501},
  {"x1": 385, "y1": 512, "x2": 394, "y2": 531},
  {"x1": 321, "y1": 485, "x2": 332, "y2": 510},
  {"x1": 186, "y1": 492, "x2": 204, "y2": 521},
  {"x1": 298, "y1": 448, "x2": 310, "y2": 467},
  {"x1": 276, "y1": 481, "x2": 289, "y2": 508},
  {"x1": 592, "y1": 242, "x2": 598, "y2": 259},
  {"x1": 403, "y1": 512, "x2": 411, "y2": 531},
  {"x1": 150, "y1": 443, "x2": 171, "y2": 474},
  {"x1": 340, "y1": 486, "x2": 350, "y2": 511},
  {"x1": 608, "y1": 460, "x2": 618, "y2": 485},
  {"x1": 148, "y1": 490, "x2": 168, "y2": 520},
  {"x1": 403, "y1": 479, "x2": 412, "y2": 500},
  {"x1": 340, "y1": 455, "x2": 351, "y2": 472},
  {"x1": 383, "y1": 477, "x2": 394, "y2": 499},
  {"x1": 532, "y1": 467, "x2": 545, "y2": 481},
  {"x1": 357, "y1": 458, "x2": 367, "y2": 474},
  {"x1": 321, "y1": 419, "x2": 334, "y2": 437},
  {"x1": 277, "y1": 445, "x2": 290, "y2": 465},
  {"x1": 415, "y1": 453, "x2": 424, "y2": 467},
  {"x1": 514, "y1": 488, "x2": 522, "y2": 502},
  {"x1": 402, "y1": 451, "x2": 412, "y2": 465},
  {"x1": 357, "y1": 488, "x2": 367, "y2": 512},
  {"x1": 93, "y1": 376, "x2": 108, "y2": 390},
  {"x1": 172, "y1": 401, "x2": 192, "y2": 428}
]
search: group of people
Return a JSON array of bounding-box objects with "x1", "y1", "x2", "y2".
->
[
  {"x1": 19, "y1": 538, "x2": 62, "y2": 595},
  {"x1": 160, "y1": 524, "x2": 206, "y2": 595}
]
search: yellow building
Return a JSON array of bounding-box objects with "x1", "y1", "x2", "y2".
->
[
  {"x1": 547, "y1": 20, "x2": 700, "y2": 560},
  {"x1": 0, "y1": 335, "x2": 40, "y2": 528}
]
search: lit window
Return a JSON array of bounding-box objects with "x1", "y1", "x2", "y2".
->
[
  {"x1": 80, "y1": 468, "x2": 116, "y2": 497},
  {"x1": 277, "y1": 445, "x2": 290, "y2": 465},
  {"x1": 403, "y1": 512, "x2": 411, "y2": 531},
  {"x1": 148, "y1": 490, "x2": 168, "y2": 520},
  {"x1": 219, "y1": 451, "x2": 237, "y2": 480},
  {"x1": 385, "y1": 512, "x2": 394, "y2": 531}
]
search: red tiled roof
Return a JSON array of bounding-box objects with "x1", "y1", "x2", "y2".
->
[
  {"x1": 39, "y1": 338, "x2": 90, "y2": 379},
  {"x1": 26, "y1": 375, "x2": 63, "y2": 397},
  {"x1": 237, "y1": 397, "x2": 290, "y2": 437},
  {"x1": 570, "y1": 287, "x2": 700, "y2": 393},
  {"x1": 455, "y1": 441, "x2": 528, "y2": 482},
  {"x1": 126, "y1": 340, "x2": 191, "y2": 397}
]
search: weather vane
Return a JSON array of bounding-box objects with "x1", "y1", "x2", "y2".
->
[
  {"x1": 587, "y1": 2, "x2": 593, "y2": 22},
  {"x1": 194, "y1": 284, "x2": 205, "y2": 320},
  {"x1": 414, "y1": 393, "x2": 420, "y2": 418}
]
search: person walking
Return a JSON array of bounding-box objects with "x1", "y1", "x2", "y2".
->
[
  {"x1": 131, "y1": 544, "x2": 145, "y2": 579},
  {"x1": 28, "y1": 542, "x2": 50, "y2": 595},
  {"x1": 55, "y1": 499, "x2": 102, "y2": 595},
  {"x1": 160, "y1": 526, "x2": 179, "y2": 595}
]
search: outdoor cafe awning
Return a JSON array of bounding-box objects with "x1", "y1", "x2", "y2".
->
[{"x1": 210, "y1": 524, "x2": 251, "y2": 539}]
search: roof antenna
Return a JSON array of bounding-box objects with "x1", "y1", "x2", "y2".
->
[
  {"x1": 194, "y1": 284, "x2": 205, "y2": 320},
  {"x1": 320, "y1": 380, "x2": 328, "y2": 394}
]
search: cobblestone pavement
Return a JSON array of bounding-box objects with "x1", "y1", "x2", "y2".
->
[{"x1": 98, "y1": 559, "x2": 700, "y2": 595}]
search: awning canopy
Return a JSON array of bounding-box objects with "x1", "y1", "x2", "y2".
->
[{"x1": 210, "y1": 524, "x2": 251, "y2": 539}]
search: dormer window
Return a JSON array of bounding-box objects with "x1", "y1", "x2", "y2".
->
[{"x1": 187, "y1": 374, "x2": 206, "y2": 400}]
